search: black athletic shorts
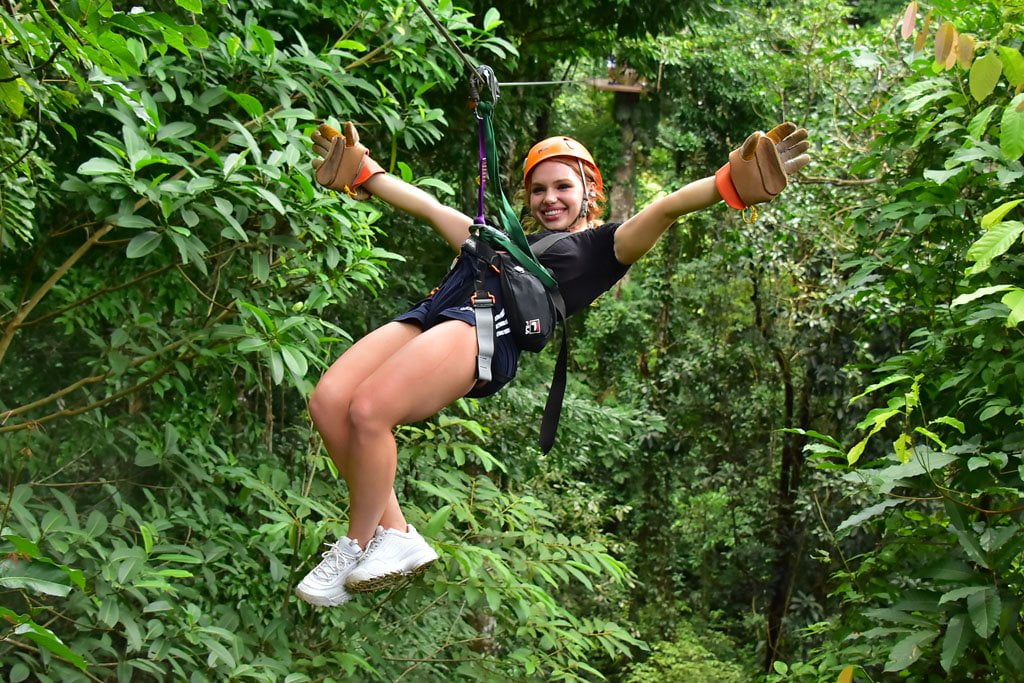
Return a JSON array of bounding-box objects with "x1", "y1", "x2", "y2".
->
[{"x1": 393, "y1": 254, "x2": 520, "y2": 398}]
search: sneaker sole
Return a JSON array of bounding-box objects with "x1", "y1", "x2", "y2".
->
[
  {"x1": 295, "y1": 585, "x2": 351, "y2": 607},
  {"x1": 346, "y1": 558, "x2": 436, "y2": 593}
]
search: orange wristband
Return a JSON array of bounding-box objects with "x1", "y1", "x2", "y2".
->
[
  {"x1": 715, "y1": 164, "x2": 747, "y2": 210},
  {"x1": 352, "y1": 156, "x2": 385, "y2": 189}
]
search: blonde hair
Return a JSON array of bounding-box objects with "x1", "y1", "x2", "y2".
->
[{"x1": 516, "y1": 160, "x2": 606, "y2": 233}]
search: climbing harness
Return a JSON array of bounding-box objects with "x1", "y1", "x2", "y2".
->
[
  {"x1": 412, "y1": 0, "x2": 574, "y2": 452},
  {"x1": 466, "y1": 67, "x2": 570, "y2": 453}
]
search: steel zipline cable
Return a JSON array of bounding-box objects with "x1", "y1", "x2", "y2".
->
[
  {"x1": 411, "y1": 0, "x2": 480, "y2": 81},
  {"x1": 411, "y1": 1, "x2": 592, "y2": 95}
]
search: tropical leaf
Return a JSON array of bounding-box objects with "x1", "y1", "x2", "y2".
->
[
  {"x1": 934, "y1": 22, "x2": 956, "y2": 68},
  {"x1": 981, "y1": 199, "x2": 1023, "y2": 229},
  {"x1": 998, "y1": 46, "x2": 1024, "y2": 87},
  {"x1": 966, "y1": 588, "x2": 1000, "y2": 639},
  {"x1": 969, "y1": 52, "x2": 1002, "y2": 103},
  {"x1": 1000, "y1": 94, "x2": 1024, "y2": 160},
  {"x1": 957, "y1": 34, "x2": 976, "y2": 69},
  {"x1": 884, "y1": 630, "x2": 937, "y2": 672},
  {"x1": 836, "y1": 499, "x2": 904, "y2": 536},
  {"x1": 965, "y1": 221, "x2": 1024, "y2": 275},
  {"x1": 940, "y1": 613, "x2": 971, "y2": 672},
  {"x1": 900, "y1": 2, "x2": 917, "y2": 40},
  {"x1": 1001, "y1": 289, "x2": 1024, "y2": 326},
  {"x1": 126, "y1": 231, "x2": 162, "y2": 258}
]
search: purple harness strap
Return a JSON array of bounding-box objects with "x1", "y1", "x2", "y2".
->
[{"x1": 475, "y1": 112, "x2": 487, "y2": 225}]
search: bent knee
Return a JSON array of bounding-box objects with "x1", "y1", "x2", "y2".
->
[
  {"x1": 347, "y1": 389, "x2": 395, "y2": 435},
  {"x1": 309, "y1": 380, "x2": 351, "y2": 430}
]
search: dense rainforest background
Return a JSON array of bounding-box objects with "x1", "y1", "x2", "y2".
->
[{"x1": 2, "y1": 0, "x2": 1023, "y2": 680}]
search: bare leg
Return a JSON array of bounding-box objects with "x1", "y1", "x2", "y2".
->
[
  {"x1": 309, "y1": 322, "x2": 421, "y2": 537},
  {"x1": 343, "y1": 320, "x2": 478, "y2": 545}
]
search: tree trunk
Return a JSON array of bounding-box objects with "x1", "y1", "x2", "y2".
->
[
  {"x1": 751, "y1": 267, "x2": 811, "y2": 671},
  {"x1": 609, "y1": 91, "x2": 639, "y2": 223}
]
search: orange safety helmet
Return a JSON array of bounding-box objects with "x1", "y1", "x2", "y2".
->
[{"x1": 522, "y1": 136, "x2": 603, "y2": 194}]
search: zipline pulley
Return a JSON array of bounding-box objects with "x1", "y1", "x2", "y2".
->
[{"x1": 470, "y1": 65, "x2": 500, "y2": 108}]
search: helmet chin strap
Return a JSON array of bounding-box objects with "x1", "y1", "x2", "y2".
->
[{"x1": 576, "y1": 158, "x2": 589, "y2": 221}]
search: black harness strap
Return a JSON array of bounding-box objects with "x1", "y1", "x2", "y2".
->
[
  {"x1": 471, "y1": 231, "x2": 573, "y2": 452},
  {"x1": 529, "y1": 230, "x2": 576, "y2": 255},
  {"x1": 539, "y1": 285, "x2": 568, "y2": 453}
]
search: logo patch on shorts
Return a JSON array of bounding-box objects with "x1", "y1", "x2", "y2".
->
[{"x1": 524, "y1": 319, "x2": 542, "y2": 335}]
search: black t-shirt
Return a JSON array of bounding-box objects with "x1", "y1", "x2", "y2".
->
[{"x1": 527, "y1": 222, "x2": 630, "y2": 317}]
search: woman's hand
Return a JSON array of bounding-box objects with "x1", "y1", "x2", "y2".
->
[
  {"x1": 310, "y1": 122, "x2": 385, "y2": 199},
  {"x1": 715, "y1": 123, "x2": 811, "y2": 209},
  {"x1": 766, "y1": 122, "x2": 811, "y2": 176}
]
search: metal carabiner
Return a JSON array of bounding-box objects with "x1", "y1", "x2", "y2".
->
[{"x1": 474, "y1": 65, "x2": 500, "y2": 106}]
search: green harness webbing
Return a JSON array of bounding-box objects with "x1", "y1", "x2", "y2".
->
[
  {"x1": 470, "y1": 100, "x2": 570, "y2": 454},
  {"x1": 475, "y1": 102, "x2": 558, "y2": 290}
]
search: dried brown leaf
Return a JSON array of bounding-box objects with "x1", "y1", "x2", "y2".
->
[{"x1": 901, "y1": 1, "x2": 918, "y2": 39}]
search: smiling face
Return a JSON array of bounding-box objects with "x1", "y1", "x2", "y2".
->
[{"x1": 528, "y1": 160, "x2": 590, "y2": 232}]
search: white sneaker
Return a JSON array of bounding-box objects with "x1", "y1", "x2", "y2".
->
[
  {"x1": 295, "y1": 537, "x2": 362, "y2": 606},
  {"x1": 345, "y1": 524, "x2": 438, "y2": 593}
]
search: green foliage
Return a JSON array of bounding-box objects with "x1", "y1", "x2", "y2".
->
[
  {"x1": 623, "y1": 620, "x2": 748, "y2": 683},
  {"x1": 1, "y1": 403, "x2": 646, "y2": 680},
  {"x1": 795, "y1": 2, "x2": 1024, "y2": 679},
  {"x1": 11, "y1": 0, "x2": 1024, "y2": 680},
  {"x1": 0, "y1": 0, "x2": 645, "y2": 679}
]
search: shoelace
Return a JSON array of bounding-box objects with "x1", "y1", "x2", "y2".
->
[
  {"x1": 360, "y1": 531, "x2": 385, "y2": 559},
  {"x1": 311, "y1": 540, "x2": 357, "y2": 579}
]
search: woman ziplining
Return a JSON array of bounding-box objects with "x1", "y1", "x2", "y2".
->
[{"x1": 293, "y1": 78, "x2": 810, "y2": 607}]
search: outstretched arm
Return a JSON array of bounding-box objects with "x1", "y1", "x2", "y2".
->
[
  {"x1": 361, "y1": 173, "x2": 472, "y2": 253},
  {"x1": 613, "y1": 176, "x2": 720, "y2": 265},
  {"x1": 312, "y1": 122, "x2": 472, "y2": 252},
  {"x1": 613, "y1": 123, "x2": 810, "y2": 265}
]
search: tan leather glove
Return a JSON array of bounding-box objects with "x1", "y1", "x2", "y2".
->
[
  {"x1": 716, "y1": 122, "x2": 809, "y2": 209},
  {"x1": 310, "y1": 122, "x2": 384, "y2": 200},
  {"x1": 766, "y1": 122, "x2": 811, "y2": 176}
]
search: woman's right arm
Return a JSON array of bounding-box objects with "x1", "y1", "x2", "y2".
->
[
  {"x1": 362, "y1": 173, "x2": 472, "y2": 253},
  {"x1": 312, "y1": 122, "x2": 472, "y2": 253}
]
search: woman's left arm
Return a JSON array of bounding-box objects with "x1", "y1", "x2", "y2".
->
[
  {"x1": 613, "y1": 123, "x2": 810, "y2": 265},
  {"x1": 613, "y1": 176, "x2": 720, "y2": 265}
]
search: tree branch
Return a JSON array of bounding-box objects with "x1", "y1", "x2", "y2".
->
[
  {"x1": 0, "y1": 309, "x2": 233, "y2": 431},
  {"x1": 0, "y1": 46, "x2": 383, "y2": 369},
  {"x1": 0, "y1": 364, "x2": 174, "y2": 433},
  {"x1": 799, "y1": 174, "x2": 881, "y2": 186}
]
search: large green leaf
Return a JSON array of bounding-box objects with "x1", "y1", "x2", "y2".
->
[
  {"x1": 78, "y1": 157, "x2": 124, "y2": 175},
  {"x1": 836, "y1": 499, "x2": 903, "y2": 536},
  {"x1": 126, "y1": 230, "x2": 162, "y2": 258},
  {"x1": 844, "y1": 450, "x2": 957, "y2": 494},
  {"x1": 279, "y1": 345, "x2": 308, "y2": 378},
  {"x1": 4, "y1": 614, "x2": 87, "y2": 671},
  {"x1": 981, "y1": 198, "x2": 1023, "y2": 229},
  {"x1": 940, "y1": 613, "x2": 971, "y2": 673},
  {"x1": 1005, "y1": 632, "x2": 1024, "y2": 674},
  {"x1": 966, "y1": 588, "x2": 1001, "y2": 638},
  {"x1": 0, "y1": 57, "x2": 24, "y2": 117},
  {"x1": 967, "y1": 104, "x2": 999, "y2": 138},
  {"x1": 884, "y1": 630, "x2": 937, "y2": 672},
  {"x1": 1000, "y1": 94, "x2": 1024, "y2": 160},
  {"x1": 965, "y1": 221, "x2": 1024, "y2": 275},
  {"x1": 938, "y1": 585, "x2": 988, "y2": 605},
  {"x1": 1000, "y1": 288, "x2": 1024, "y2": 326},
  {"x1": 998, "y1": 46, "x2": 1024, "y2": 87},
  {"x1": 952, "y1": 284, "x2": 1015, "y2": 306},
  {"x1": 969, "y1": 52, "x2": 1002, "y2": 103},
  {"x1": 0, "y1": 558, "x2": 73, "y2": 597}
]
